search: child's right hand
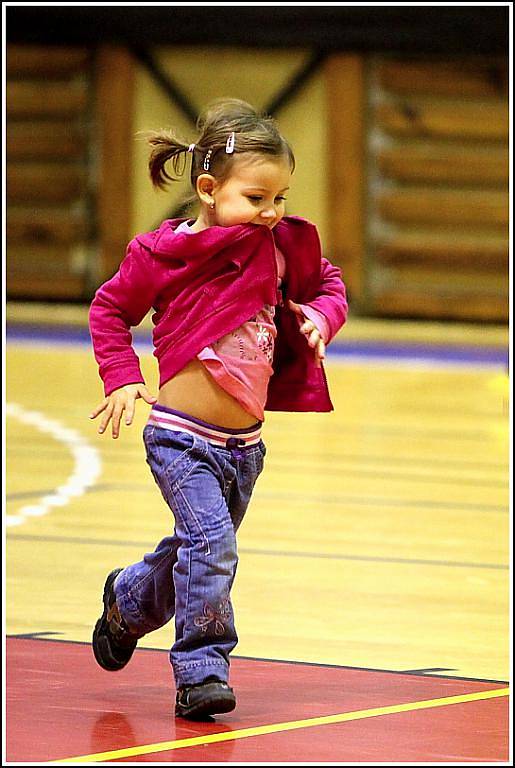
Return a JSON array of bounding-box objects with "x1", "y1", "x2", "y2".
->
[{"x1": 89, "y1": 383, "x2": 157, "y2": 439}]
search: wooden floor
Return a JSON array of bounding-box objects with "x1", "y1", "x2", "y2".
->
[{"x1": 4, "y1": 308, "x2": 511, "y2": 763}]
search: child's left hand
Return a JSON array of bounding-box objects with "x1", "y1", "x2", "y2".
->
[{"x1": 288, "y1": 300, "x2": 326, "y2": 367}]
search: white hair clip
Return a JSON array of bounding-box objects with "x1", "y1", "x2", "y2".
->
[
  {"x1": 225, "y1": 132, "x2": 235, "y2": 154},
  {"x1": 187, "y1": 143, "x2": 195, "y2": 153},
  {"x1": 203, "y1": 149, "x2": 213, "y2": 171}
]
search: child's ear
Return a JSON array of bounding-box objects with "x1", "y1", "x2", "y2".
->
[{"x1": 196, "y1": 174, "x2": 218, "y2": 207}]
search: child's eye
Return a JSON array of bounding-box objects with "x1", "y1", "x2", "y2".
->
[{"x1": 246, "y1": 195, "x2": 286, "y2": 204}]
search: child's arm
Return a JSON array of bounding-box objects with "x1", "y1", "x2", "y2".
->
[
  {"x1": 289, "y1": 257, "x2": 348, "y2": 366},
  {"x1": 288, "y1": 300, "x2": 328, "y2": 367},
  {"x1": 89, "y1": 241, "x2": 158, "y2": 438}
]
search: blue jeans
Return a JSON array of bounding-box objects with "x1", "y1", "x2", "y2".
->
[{"x1": 114, "y1": 423, "x2": 266, "y2": 687}]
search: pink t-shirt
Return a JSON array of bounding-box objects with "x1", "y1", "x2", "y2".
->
[
  {"x1": 175, "y1": 221, "x2": 328, "y2": 421},
  {"x1": 197, "y1": 305, "x2": 277, "y2": 421}
]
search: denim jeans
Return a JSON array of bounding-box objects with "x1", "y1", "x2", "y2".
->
[{"x1": 114, "y1": 422, "x2": 266, "y2": 687}]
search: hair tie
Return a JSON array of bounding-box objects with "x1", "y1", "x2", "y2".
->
[
  {"x1": 187, "y1": 143, "x2": 195, "y2": 153},
  {"x1": 225, "y1": 132, "x2": 235, "y2": 154}
]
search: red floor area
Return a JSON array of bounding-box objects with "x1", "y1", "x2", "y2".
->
[{"x1": 6, "y1": 637, "x2": 509, "y2": 763}]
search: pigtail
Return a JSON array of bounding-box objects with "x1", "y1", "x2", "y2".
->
[
  {"x1": 143, "y1": 130, "x2": 192, "y2": 190},
  {"x1": 140, "y1": 98, "x2": 295, "y2": 194}
]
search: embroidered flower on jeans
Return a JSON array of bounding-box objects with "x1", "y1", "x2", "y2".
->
[{"x1": 194, "y1": 599, "x2": 231, "y2": 636}]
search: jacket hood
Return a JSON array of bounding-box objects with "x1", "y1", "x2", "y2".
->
[{"x1": 134, "y1": 215, "x2": 315, "y2": 262}]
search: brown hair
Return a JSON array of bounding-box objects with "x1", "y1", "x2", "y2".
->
[{"x1": 145, "y1": 98, "x2": 295, "y2": 191}]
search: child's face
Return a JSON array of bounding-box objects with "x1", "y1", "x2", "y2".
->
[{"x1": 211, "y1": 154, "x2": 292, "y2": 229}]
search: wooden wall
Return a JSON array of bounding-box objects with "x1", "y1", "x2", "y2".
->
[
  {"x1": 366, "y1": 57, "x2": 508, "y2": 322},
  {"x1": 6, "y1": 44, "x2": 136, "y2": 296},
  {"x1": 326, "y1": 54, "x2": 508, "y2": 322},
  {"x1": 6, "y1": 46, "x2": 95, "y2": 299},
  {"x1": 6, "y1": 45, "x2": 509, "y2": 323}
]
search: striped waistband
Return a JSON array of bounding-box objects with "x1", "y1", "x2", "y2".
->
[{"x1": 147, "y1": 405, "x2": 262, "y2": 448}]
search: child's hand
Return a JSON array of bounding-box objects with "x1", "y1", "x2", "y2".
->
[
  {"x1": 89, "y1": 383, "x2": 157, "y2": 439},
  {"x1": 288, "y1": 300, "x2": 326, "y2": 367}
]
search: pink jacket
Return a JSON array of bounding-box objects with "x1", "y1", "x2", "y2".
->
[{"x1": 89, "y1": 215, "x2": 348, "y2": 412}]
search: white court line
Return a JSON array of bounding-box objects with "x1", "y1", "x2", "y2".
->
[{"x1": 5, "y1": 402, "x2": 102, "y2": 527}]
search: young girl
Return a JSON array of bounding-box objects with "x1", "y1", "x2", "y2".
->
[{"x1": 89, "y1": 98, "x2": 348, "y2": 720}]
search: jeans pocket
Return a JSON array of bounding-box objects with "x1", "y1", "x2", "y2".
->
[
  {"x1": 144, "y1": 426, "x2": 206, "y2": 486},
  {"x1": 250, "y1": 441, "x2": 266, "y2": 476}
]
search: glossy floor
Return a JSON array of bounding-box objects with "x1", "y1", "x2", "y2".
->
[{"x1": 5, "y1": 314, "x2": 511, "y2": 763}]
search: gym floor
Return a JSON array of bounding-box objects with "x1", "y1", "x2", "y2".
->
[{"x1": 5, "y1": 305, "x2": 510, "y2": 763}]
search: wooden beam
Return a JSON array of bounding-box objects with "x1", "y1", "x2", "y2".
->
[
  {"x1": 325, "y1": 54, "x2": 366, "y2": 308},
  {"x1": 377, "y1": 146, "x2": 508, "y2": 187},
  {"x1": 7, "y1": 45, "x2": 91, "y2": 76},
  {"x1": 7, "y1": 163, "x2": 86, "y2": 203},
  {"x1": 375, "y1": 231, "x2": 508, "y2": 271},
  {"x1": 6, "y1": 81, "x2": 89, "y2": 118},
  {"x1": 370, "y1": 289, "x2": 508, "y2": 323},
  {"x1": 94, "y1": 45, "x2": 135, "y2": 283},
  {"x1": 376, "y1": 100, "x2": 508, "y2": 142},
  {"x1": 378, "y1": 188, "x2": 508, "y2": 229},
  {"x1": 7, "y1": 207, "x2": 88, "y2": 243},
  {"x1": 377, "y1": 59, "x2": 508, "y2": 98},
  {"x1": 7, "y1": 121, "x2": 87, "y2": 160}
]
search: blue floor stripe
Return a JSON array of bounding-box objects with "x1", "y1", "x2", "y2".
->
[
  {"x1": 6, "y1": 322, "x2": 509, "y2": 366},
  {"x1": 330, "y1": 340, "x2": 508, "y2": 366}
]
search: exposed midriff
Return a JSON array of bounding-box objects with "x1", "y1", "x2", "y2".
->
[{"x1": 157, "y1": 357, "x2": 259, "y2": 429}]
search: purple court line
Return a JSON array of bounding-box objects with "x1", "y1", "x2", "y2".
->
[
  {"x1": 6, "y1": 322, "x2": 509, "y2": 367},
  {"x1": 330, "y1": 340, "x2": 508, "y2": 366}
]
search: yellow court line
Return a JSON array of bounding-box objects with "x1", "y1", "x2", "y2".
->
[{"x1": 50, "y1": 687, "x2": 509, "y2": 764}]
